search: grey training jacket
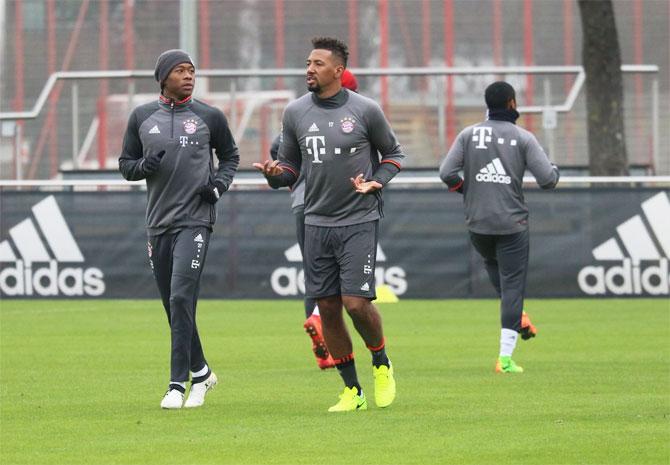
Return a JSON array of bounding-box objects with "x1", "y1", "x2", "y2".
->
[
  {"x1": 269, "y1": 89, "x2": 407, "y2": 227},
  {"x1": 439, "y1": 119, "x2": 559, "y2": 235},
  {"x1": 119, "y1": 95, "x2": 240, "y2": 236},
  {"x1": 270, "y1": 134, "x2": 305, "y2": 213}
]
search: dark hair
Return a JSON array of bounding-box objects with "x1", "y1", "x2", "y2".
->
[
  {"x1": 311, "y1": 36, "x2": 349, "y2": 67},
  {"x1": 485, "y1": 81, "x2": 516, "y2": 110}
]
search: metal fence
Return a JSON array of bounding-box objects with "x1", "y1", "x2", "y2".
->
[
  {"x1": 2, "y1": 0, "x2": 668, "y2": 179},
  {"x1": 0, "y1": 65, "x2": 664, "y2": 181}
]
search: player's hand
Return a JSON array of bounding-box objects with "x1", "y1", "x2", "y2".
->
[
  {"x1": 142, "y1": 150, "x2": 166, "y2": 176},
  {"x1": 252, "y1": 159, "x2": 285, "y2": 177},
  {"x1": 197, "y1": 180, "x2": 227, "y2": 204},
  {"x1": 195, "y1": 181, "x2": 228, "y2": 205},
  {"x1": 351, "y1": 174, "x2": 382, "y2": 194}
]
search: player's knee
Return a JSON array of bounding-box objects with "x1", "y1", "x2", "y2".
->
[
  {"x1": 343, "y1": 297, "x2": 370, "y2": 317},
  {"x1": 169, "y1": 292, "x2": 192, "y2": 312},
  {"x1": 317, "y1": 296, "x2": 341, "y2": 316}
]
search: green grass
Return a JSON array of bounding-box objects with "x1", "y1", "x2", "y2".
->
[{"x1": 1, "y1": 299, "x2": 669, "y2": 465}]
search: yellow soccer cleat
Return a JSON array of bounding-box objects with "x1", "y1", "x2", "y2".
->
[
  {"x1": 328, "y1": 386, "x2": 368, "y2": 412},
  {"x1": 373, "y1": 362, "x2": 396, "y2": 408},
  {"x1": 495, "y1": 356, "x2": 524, "y2": 373}
]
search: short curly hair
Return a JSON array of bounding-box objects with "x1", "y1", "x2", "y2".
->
[
  {"x1": 485, "y1": 81, "x2": 516, "y2": 110},
  {"x1": 311, "y1": 36, "x2": 349, "y2": 67}
]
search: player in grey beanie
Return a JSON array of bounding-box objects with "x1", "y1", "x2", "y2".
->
[
  {"x1": 154, "y1": 49, "x2": 195, "y2": 89},
  {"x1": 120, "y1": 46, "x2": 239, "y2": 410}
]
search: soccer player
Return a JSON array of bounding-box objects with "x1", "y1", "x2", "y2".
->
[
  {"x1": 439, "y1": 81, "x2": 559, "y2": 373},
  {"x1": 269, "y1": 69, "x2": 360, "y2": 371},
  {"x1": 119, "y1": 49, "x2": 240, "y2": 408},
  {"x1": 254, "y1": 37, "x2": 405, "y2": 411}
]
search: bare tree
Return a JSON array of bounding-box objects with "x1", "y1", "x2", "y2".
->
[{"x1": 578, "y1": 0, "x2": 628, "y2": 175}]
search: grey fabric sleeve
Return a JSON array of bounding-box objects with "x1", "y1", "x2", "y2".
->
[
  {"x1": 268, "y1": 110, "x2": 299, "y2": 189},
  {"x1": 269, "y1": 134, "x2": 280, "y2": 161},
  {"x1": 209, "y1": 109, "x2": 240, "y2": 192},
  {"x1": 439, "y1": 129, "x2": 466, "y2": 191},
  {"x1": 118, "y1": 110, "x2": 147, "y2": 181},
  {"x1": 366, "y1": 102, "x2": 405, "y2": 186},
  {"x1": 371, "y1": 162, "x2": 401, "y2": 186},
  {"x1": 523, "y1": 132, "x2": 559, "y2": 189}
]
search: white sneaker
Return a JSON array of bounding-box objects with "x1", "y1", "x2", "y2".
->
[
  {"x1": 184, "y1": 372, "x2": 218, "y2": 408},
  {"x1": 160, "y1": 389, "x2": 184, "y2": 409}
]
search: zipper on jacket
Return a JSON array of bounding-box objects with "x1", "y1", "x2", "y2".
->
[{"x1": 170, "y1": 101, "x2": 175, "y2": 138}]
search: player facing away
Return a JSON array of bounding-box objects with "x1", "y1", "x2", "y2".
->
[
  {"x1": 119, "y1": 49, "x2": 240, "y2": 408},
  {"x1": 439, "y1": 81, "x2": 559, "y2": 373},
  {"x1": 269, "y1": 69, "x2": 360, "y2": 371},
  {"x1": 254, "y1": 37, "x2": 405, "y2": 411}
]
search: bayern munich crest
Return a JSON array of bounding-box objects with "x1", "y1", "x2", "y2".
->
[
  {"x1": 340, "y1": 117, "x2": 355, "y2": 134},
  {"x1": 183, "y1": 119, "x2": 197, "y2": 134}
]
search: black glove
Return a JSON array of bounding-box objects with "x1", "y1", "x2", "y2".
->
[
  {"x1": 197, "y1": 180, "x2": 227, "y2": 204},
  {"x1": 142, "y1": 150, "x2": 166, "y2": 176}
]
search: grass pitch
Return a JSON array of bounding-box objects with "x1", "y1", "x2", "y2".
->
[{"x1": 1, "y1": 299, "x2": 668, "y2": 465}]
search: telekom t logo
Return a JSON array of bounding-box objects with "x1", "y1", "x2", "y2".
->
[
  {"x1": 472, "y1": 127, "x2": 493, "y2": 149},
  {"x1": 306, "y1": 136, "x2": 325, "y2": 164}
]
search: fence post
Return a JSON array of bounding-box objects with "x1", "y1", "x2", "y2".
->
[
  {"x1": 72, "y1": 83, "x2": 79, "y2": 169},
  {"x1": 437, "y1": 75, "x2": 446, "y2": 151},
  {"x1": 230, "y1": 80, "x2": 238, "y2": 132},
  {"x1": 542, "y1": 78, "x2": 556, "y2": 158},
  {"x1": 651, "y1": 77, "x2": 659, "y2": 174},
  {"x1": 15, "y1": 123, "x2": 22, "y2": 180}
]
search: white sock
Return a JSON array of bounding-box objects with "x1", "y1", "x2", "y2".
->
[
  {"x1": 169, "y1": 381, "x2": 186, "y2": 390},
  {"x1": 311, "y1": 305, "x2": 320, "y2": 316},
  {"x1": 499, "y1": 328, "x2": 518, "y2": 357},
  {"x1": 190, "y1": 364, "x2": 209, "y2": 378}
]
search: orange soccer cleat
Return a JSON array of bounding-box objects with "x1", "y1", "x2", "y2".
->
[
  {"x1": 520, "y1": 311, "x2": 537, "y2": 340},
  {"x1": 304, "y1": 314, "x2": 335, "y2": 369},
  {"x1": 316, "y1": 352, "x2": 336, "y2": 370}
]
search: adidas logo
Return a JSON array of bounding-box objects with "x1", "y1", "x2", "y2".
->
[
  {"x1": 578, "y1": 192, "x2": 669, "y2": 296},
  {"x1": 0, "y1": 196, "x2": 106, "y2": 297},
  {"x1": 360, "y1": 282, "x2": 370, "y2": 292},
  {"x1": 475, "y1": 158, "x2": 511, "y2": 184},
  {"x1": 272, "y1": 243, "x2": 407, "y2": 297},
  {"x1": 308, "y1": 123, "x2": 320, "y2": 132},
  {"x1": 194, "y1": 234, "x2": 204, "y2": 243},
  {"x1": 149, "y1": 125, "x2": 161, "y2": 134}
]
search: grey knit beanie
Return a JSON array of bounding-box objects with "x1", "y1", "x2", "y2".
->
[{"x1": 154, "y1": 49, "x2": 195, "y2": 86}]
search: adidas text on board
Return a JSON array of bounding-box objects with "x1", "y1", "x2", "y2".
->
[
  {"x1": 578, "y1": 258, "x2": 668, "y2": 295},
  {"x1": 0, "y1": 260, "x2": 105, "y2": 297}
]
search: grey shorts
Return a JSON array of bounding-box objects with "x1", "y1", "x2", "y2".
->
[{"x1": 304, "y1": 220, "x2": 378, "y2": 300}]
